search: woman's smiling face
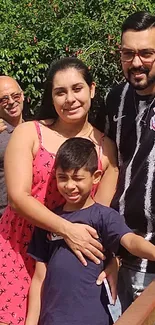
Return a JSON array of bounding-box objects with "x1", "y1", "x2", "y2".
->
[{"x1": 52, "y1": 67, "x2": 95, "y2": 123}]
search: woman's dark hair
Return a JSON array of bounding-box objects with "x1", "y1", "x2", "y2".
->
[
  {"x1": 36, "y1": 57, "x2": 93, "y2": 120},
  {"x1": 122, "y1": 11, "x2": 155, "y2": 35},
  {"x1": 55, "y1": 137, "x2": 98, "y2": 175}
]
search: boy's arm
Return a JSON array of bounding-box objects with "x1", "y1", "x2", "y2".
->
[
  {"x1": 121, "y1": 233, "x2": 155, "y2": 260},
  {"x1": 25, "y1": 261, "x2": 47, "y2": 325}
]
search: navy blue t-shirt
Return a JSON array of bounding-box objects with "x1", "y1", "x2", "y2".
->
[{"x1": 28, "y1": 203, "x2": 132, "y2": 325}]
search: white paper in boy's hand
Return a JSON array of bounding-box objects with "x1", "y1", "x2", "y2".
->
[{"x1": 103, "y1": 279, "x2": 114, "y2": 305}]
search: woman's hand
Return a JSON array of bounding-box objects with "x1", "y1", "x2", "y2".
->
[
  {"x1": 96, "y1": 257, "x2": 119, "y2": 303},
  {"x1": 63, "y1": 223, "x2": 105, "y2": 266}
]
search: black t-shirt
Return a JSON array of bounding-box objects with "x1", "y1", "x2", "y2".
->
[
  {"x1": 29, "y1": 203, "x2": 131, "y2": 325},
  {"x1": 106, "y1": 81, "x2": 155, "y2": 273}
]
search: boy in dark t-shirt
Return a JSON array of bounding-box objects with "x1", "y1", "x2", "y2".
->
[{"x1": 26, "y1": 138, "x2": 155, "y2": 325}]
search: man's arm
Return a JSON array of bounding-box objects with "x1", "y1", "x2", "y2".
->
[
  {"x1": 121, "y1": 233, "x2": 155, "y2": 260},
  {"x1": 25, "y1": 261, "x2": 46, "y2": 325}
]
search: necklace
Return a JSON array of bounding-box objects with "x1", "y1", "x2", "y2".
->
[
  {"x1": 133, "y1": 91, "x2": 155, "y2": 127},
  {"x1": 52, "y1": 123, "x2": 93, "y2": 139}
]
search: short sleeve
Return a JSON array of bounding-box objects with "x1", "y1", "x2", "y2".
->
[
  {"x1": 28, "y1": 227, "x2": 50, "y2": 263},
  {"x1": 99, "y1": 208, "x2": 132, "y2": 254}
]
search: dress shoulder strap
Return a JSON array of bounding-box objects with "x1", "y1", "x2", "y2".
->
[
  {"x1": 98, "y1": 133, "x2": 104, "y2": 160},
  {"x1": 88, "y1": 129, "x2": 104, "y2": 170},
  {"x1": 97, "y1": 133, "x2": 104, "y2": 170},
  {"x1": 33, "y1": 121, "x2": 42, "y2": 145}
]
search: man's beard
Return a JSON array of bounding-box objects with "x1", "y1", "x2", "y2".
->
[{"x1": 126, "y1": 66, "x2": 155, "y2": 90}]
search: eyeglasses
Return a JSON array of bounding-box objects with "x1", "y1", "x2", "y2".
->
[
  {"x1": 0, "y1": 92, "x2": 22, "y2": 106},
  {"x1": 120, "y1": 49, "x2": 155, "y2": 63}
]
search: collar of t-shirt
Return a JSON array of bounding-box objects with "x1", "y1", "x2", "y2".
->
[
  {"x1": 135, "y1": 92, "x2": 155, "y2": 103},
  {"x1": 4, "y1": 121, "x2": 15, "y2": 134}
]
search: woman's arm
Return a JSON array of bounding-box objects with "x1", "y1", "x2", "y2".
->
[
  {"x1": 4, "y1": 122, "x2": 103, "y2": 265},
  {"x1": 95, "y1": 136, "x2": 119, "y2": 207},
  {"x1": 25, "y1": 261, "x2": 46, "y2": 325}
]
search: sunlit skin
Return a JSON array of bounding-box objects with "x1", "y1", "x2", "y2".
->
[
  {"x1": 56, "y1": 167, "x2": 102, "y2": 211},
  {"x1": 0, "y1": 76, "x2": 24, "y2": 126},
  {"x1": 121, "y1": 28, "x2": 155, "y2": 95},
  {"x1": 52, "y1": 68, "x2": 95, "y2": 134}
]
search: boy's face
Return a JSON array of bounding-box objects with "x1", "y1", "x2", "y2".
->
[{"x1": 56, "y1": 167, "x2": 101, "y2": 209}]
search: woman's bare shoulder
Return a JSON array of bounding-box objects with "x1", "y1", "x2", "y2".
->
[
  {"x1": 12, "y1": 119, "x2": 54, "y2": 134},
  {"x1": 13, "y1": 121, "x2": 36, "y2": 131},
  {"x1": 91, "y1": 127, "x2": 116, "y2": 149},
  {"x1": 103, "y1": 135, "x2": 114, "y2": 144},
  {"x1": 9, "y1": 121, "x2": 38, "y2": 142},
  {"x1": 102, "y1": 135, "x2": 118, "y2": 166},
  {"x1": 90, "y1": 126, "x2": 104, "y2": 143}
]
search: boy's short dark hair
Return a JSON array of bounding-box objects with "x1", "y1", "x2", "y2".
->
[{"x1": 55, "y1": 137, "x2": 98, "y2": 175}]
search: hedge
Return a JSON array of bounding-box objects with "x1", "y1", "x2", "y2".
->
[{"x1": 0, "y1": 0, "x2": 155, "y2": 116}]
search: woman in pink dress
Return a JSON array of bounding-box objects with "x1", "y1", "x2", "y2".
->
[{"x1": 0, "y1": 57, "x2": 118, "y2": 325}]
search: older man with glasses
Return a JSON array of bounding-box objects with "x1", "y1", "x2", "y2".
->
[
  {"x1": 0, "y1": 76, "x2": 24, "y2": 217},
  {"x1": 96, "y1": 10, "x2": 155, "y2": 318}
]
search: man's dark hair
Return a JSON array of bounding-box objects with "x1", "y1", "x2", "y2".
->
[
  {"x1": 122, "y1": 11, "x2": 155, "y2": 35},
  {"x1": 55, "y1": 137, "x2": 98, "y2": 175}
]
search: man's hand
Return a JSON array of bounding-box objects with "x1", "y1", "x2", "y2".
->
[
  {"x1": 64, "y1": 223, "x2": 105, "y2": 266},
  {"x1": 96, "y1": 257, "x2": 119, "y2": 303},
  {"x1": 0, "y1": 119, "x2": 7, "y2": 133}
]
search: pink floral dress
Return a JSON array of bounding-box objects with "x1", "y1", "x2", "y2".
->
[
  {"x1": 0, "y1": 121, "x2": 104, "y2": 325},
  {"x1": 0, "y1": 121, "x2": 64, "y2": 325}
]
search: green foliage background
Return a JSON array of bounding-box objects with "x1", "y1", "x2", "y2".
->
[{"x1": 0, "y1": 0, "x2": 155, "y2": 115}]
